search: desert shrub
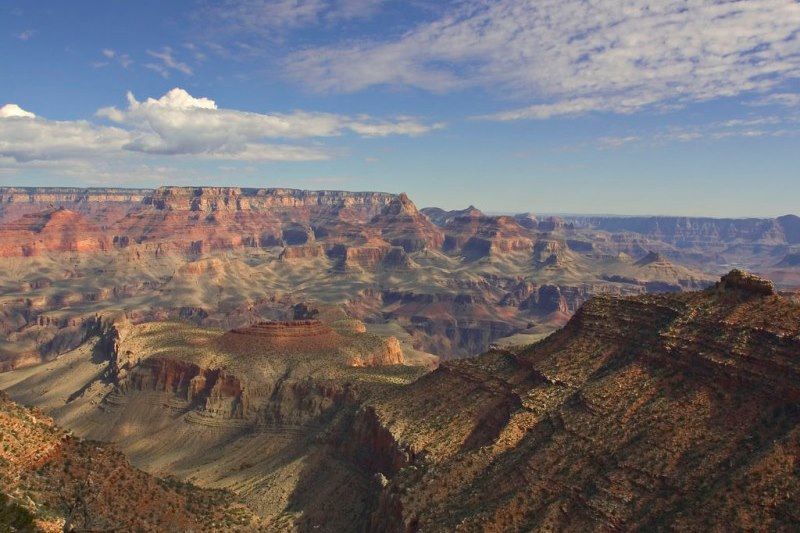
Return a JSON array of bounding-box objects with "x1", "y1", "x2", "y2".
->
[{"x1": 0, "y1": 492, "x2": 36, "y2": 532}]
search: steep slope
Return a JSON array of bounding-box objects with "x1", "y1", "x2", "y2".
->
[
  {"x1": 0, "y1": 208, "x2": 110, "y2": 257},
  {"x1": 442, "y1": 214, "x2": 533, "y2": 259},
  {"x1": 421, "y1": 205, "x2": 484, "y2": 227},
  {"x1": 4, "y1": 270, "x2": 799, "y2": 531},
  {"x1": 601, "y1": 250, "x2": 714, "y2": 292},
  {"x1": 0, "y1": 316, "x2": 424, "y2": 530},
  {"x1": 0, "y1": 391, "x2": 256, "y2": 531},
  {"x1": 0, "y1": 186, "x2": 796, "y2": 372},
  {"x1": 371, "y1": 193, "x2": 444, "y2": 252},
  {"x1": 365, "y1": 270, "x2": 800, "y2": 531}
]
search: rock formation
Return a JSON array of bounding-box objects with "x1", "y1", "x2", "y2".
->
[
  {"x1": 370, "y1": 193, "x2": 444, "y2": 252},
  {"x1": 365, "y1": 271, "x2": 800, "y2": 531},
  {"x1": 4, "y1": 271, "x2": 797, "y2": 531},
  {"x1": 441, "y1": 214, "x2": 533, "y2": 259},
  {"x1": 0, "y1": 185, "x2": 795, "y2": 373}
]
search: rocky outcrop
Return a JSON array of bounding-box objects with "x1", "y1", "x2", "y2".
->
[
  {"x1": 327, "y1": 241, "x2": 390, "y2": 270},
  {"x1": 421, "y1": 205, "x2": 484, "y2": 227},
  {"x1": 382, "y1": 246, "x2": 415, "y2": 269},
  {"x1": 442, "y1": 214, "x2": 533, "y2": 259},
  {"x1": 0, "y1": 208, "x2": 110, "y2": 257},
  {"x1": 532, "y1": 238, "x2": 570, "y2": 267},
  {"x1": 537, "y1": 216, "x2": 569, "y2": 231},
  {"x1": 716, "y1": 268, "x2": 775, "y2": 296},
  {"x1": 513, "y1": 212, "x2": 539, "y2": 229},
  {"x1": 104, "y1": 317, "x2": 411, "y2": 430},
  {"x1": 371, "y1": 193, "x2": 444, "y2": 252},
  {"x1": 223, "y1": 320, "x2": 343, "y2": 352},
  {"x1": 281, "y1": 223, "x2": 315, "y2": 245},
  {"x1": 634, "y1": 250, "x2": 666, "y2": 265},
  {"x1": 345, "y1": 336, "x2": 404, "y2": 367},
  {"x1": 279, "y1": 243, "x2": 327, "y2": 261},
  {"x1": 365, "y1": 272, "x2": 800, "y2": 531}
]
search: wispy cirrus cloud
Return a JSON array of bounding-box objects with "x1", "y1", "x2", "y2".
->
[
  {"x1": 595, "y1": 114, "x2": 800, "y2": 149},
  {"x1": 15, "y1": 29, "x2": 36, "y2": 41},
  {"x1": 144, "y1": 47, "x2": 194, "y2": 77},
  {"x1": 284, "y1": 0, "x2": 800, "y2": 120},
  {"x1": 92, "y1": 48, "x2": 134, "y2": 69},
  {"x1": 749, "y1": 92, "x2": 800, "y2": 107},
  {"x1": 205, "y1": 0, "x2": 386, "y2": 36}
]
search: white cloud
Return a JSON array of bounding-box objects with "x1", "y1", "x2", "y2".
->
[
  {"x1": 93, "y1": 48, "x2": 133, "y2": 69},
  {"x1": 285, "y1": 0, "x2": 800, "y2": 119},
  {"x1": 205, "y1": 0, "x2": 385, "y2": 35},
  {"x1": 95, "y1": 88, "x2": 440, "y2": 156},
  {"x1": 593, "y1": 114, "x2": 799, "y2": 149},
  {"x1": 0, "y1": 114, "x2": 130, "y2": 163},
  {"x1": 145, "y1": 47, "x2": 193, "y2": 77},
  {"x1": 596, "y1": 135, "x2": 641, "y2": 149},
  {"x1": 1, "y1": 88, "x2": 440, "y2": 166},
  {"x1": 750, "y1": 92, "x2": 800, "y2": 107},
  {"x1": 0, "y1": 104, "x2": 36, "y2": 119}
]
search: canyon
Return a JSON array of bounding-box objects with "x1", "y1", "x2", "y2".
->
[
  {"x1": 1, "y1": 270, "x2": 798, "y2": 530},
  {"x1": 4, "y1": 185, "x2": 792, "y2": 372},
  {"x1": 1, "y1": 186, "x2": 799, "y2": 531}
]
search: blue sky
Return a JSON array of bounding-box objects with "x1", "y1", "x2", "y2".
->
[{"x1": 1, "y1": 0, "x2": 799, "y2": 216}]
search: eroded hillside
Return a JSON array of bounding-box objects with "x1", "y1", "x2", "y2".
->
[
  {"x1": 0, "y1": 314, "x2": 430, "y2": 530},
  {"x1": 3, "y1": 270, "x2": 799, "y2": 531},
  {"x1": 365, "y1": 270, "x2": 800, "y2": 531},
  {"x1": 0, "y1": 391, "x2": 257, "y2": 531},
  {"x1": 0, "y1": 186, "x2": 730, "y2": 370}
]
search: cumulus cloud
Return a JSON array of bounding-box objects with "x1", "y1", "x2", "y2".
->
[
  {"x1": 1, "y1": 88, "x2": 440, "y2": 165},
  {"x1": 95, "y1": 88, "x2": 441, "y2": 157},
  {"x1": 0, "y1": 112, "x2": 130, "y2": 163},
  {"x1": 0, "y1": 104, "x2": 36, "y2": 119},
  {"x1": 285, "y1": 0, "x2": 800, "y2": 119}
]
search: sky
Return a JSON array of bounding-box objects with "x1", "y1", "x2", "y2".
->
[{"x1": 1, "y1": 0, "x2": 799, "y2": 217}]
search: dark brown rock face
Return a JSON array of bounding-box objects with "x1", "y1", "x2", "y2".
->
[
  {"x1": 717, "y1": 269, "x2": 775, "y2": 296},
  {"x1": 362, "y1": 273, "x2": 800, "y2": 531}
]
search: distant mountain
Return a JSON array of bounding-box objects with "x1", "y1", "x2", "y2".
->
[{"x1": 565, "y1": 214, "x2": 800, "y2": 245}]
